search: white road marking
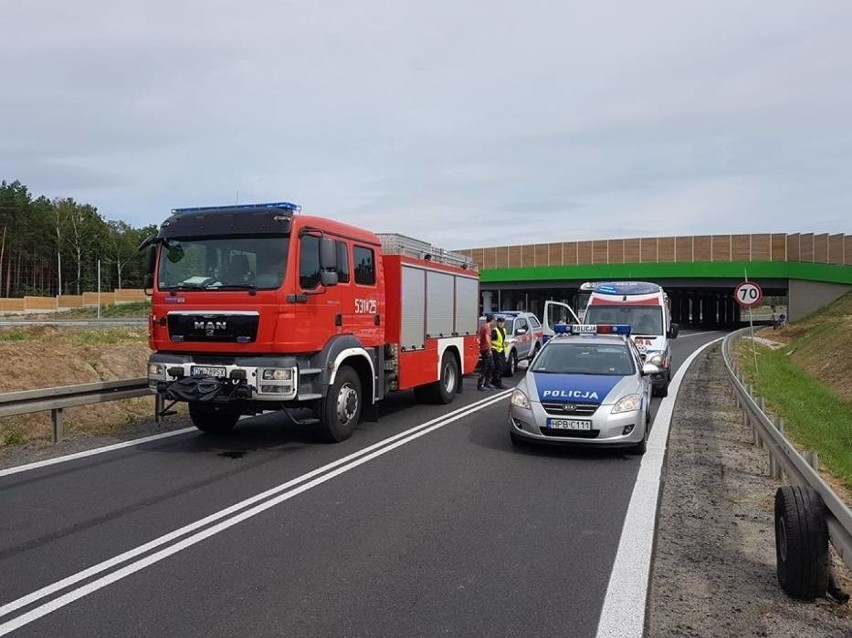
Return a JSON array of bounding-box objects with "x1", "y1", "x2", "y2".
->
[
  {"x1": 0, "y1": 390, "x2": 511, "y2": 635},
  {"x1": 595, "y1": 337, "x2": 723, "y2": 638},
  {"x1": 0, "y1": 428, "x2": 197, "y2": 478}
]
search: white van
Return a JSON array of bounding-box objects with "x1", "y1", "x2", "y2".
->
[{"x1": 544, "y1": 281, "x2": 679, "y2": 396}]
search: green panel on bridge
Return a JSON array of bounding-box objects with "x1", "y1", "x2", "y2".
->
[{"x1": 479, "y1": 261, "x2": 852, "y2": 285}]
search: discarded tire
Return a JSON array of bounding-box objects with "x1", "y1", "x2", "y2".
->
[{"x1": 774, "y1": 485, "x2": 829, "y2": 600}]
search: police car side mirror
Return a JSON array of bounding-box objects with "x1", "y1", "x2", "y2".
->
[
  {"x1": 642, "y1": 363, "x2": 662, "y2": 376},
  {"x1": 518, "y1": 359, "x2": 530, "y2": 371},
  {"x1": 516, "y1": 327, "x2": 528, "y2": 336}
]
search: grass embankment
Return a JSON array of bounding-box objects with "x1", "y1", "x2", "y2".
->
[
  {"x1": 735, "y1": 292, "x2": 852, "y2": 491},
  {"x1": 62, "y1": 300, "x2": 150, "y2": 318}
]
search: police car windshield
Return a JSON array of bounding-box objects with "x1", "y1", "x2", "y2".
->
[
  {"x1": 585, "y1": 305, "x2": 663, "y2": 336},
  {"x1": 531, "y1": 342, "x2": 635, "y2": 376},
  {"x1": 158, "y1": 236, "x2": 289, "y2": 291}
]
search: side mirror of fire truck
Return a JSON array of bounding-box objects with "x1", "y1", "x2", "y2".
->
[
  {"x1": 140, "y1": 238, "x2": 157, "y2": 296},
  {"x1": 319, "y1": 237, "x2": 338, "y2": 287}
]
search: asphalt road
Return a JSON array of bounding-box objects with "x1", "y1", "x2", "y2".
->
[{"x1": 0, "y1": 330, "x2": 724, "y2": 637}]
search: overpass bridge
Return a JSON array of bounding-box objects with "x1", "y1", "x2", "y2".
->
[{"x1": 456, "y1": 232, "x2": 852, "y2": 327}]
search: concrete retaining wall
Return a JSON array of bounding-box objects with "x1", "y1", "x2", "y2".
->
[{"x1": 787, "y1": 280, "x2": 852, "y2": 321}]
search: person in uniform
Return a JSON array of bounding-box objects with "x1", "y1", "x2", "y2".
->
[{"x1": 490, "y1": 316, "x2": 508, "y2": 389}]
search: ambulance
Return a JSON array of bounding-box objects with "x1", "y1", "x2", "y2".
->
[{"x1": 544, "y1": 281, "x2": 678, "y2": 396}]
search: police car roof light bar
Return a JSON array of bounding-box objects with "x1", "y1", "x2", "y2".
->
[
  {"x1": 171, "y1": 201, "x2": 302, "y2": 214},
  {"x1": 553, "y1": 323, "x2": 631, "y2": 336}
]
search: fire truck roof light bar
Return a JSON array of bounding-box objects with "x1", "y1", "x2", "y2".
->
[{"x1": 171, "y1": 201, "x2": 302, "y2": 214}]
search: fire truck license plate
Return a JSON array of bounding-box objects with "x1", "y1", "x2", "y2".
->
[
  {"x1": 190, "y1": 365, "x2": 226, "y2": 378},
  {"x1": 547, "y1": 419, "x2": 592, "y2": 430}
]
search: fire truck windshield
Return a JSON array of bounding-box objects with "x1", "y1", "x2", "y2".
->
[
  {"x1": 157, "y1": 236, "x2": 289, "y2": 291},
  {"x1": 585, "y1": 305, "x2": 663, "y2": 336}
]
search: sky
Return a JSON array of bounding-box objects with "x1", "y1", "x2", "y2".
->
[{"x1": 1, "y1": 0, "x2": 850, "y2": 250}]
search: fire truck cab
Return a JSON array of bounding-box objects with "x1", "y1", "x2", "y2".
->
[{"x1": 141, "y1": 202, "x2": 480, "y2": 441}]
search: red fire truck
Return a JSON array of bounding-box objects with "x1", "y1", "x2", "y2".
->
[{"x1": 140, "y1": 201, "x2": 480, "y2": 441}]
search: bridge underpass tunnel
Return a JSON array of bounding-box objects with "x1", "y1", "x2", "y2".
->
[
  {"x1": 483, "y1": 280, "x2": 789, "y2": 331},
  {"x1": 668, "y1": 285, "x2": 787, "y2": 329}
]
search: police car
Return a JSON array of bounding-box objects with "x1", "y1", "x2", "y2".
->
[{"x1": 507, "y1": 324, "x2": 661, "y2": 454}]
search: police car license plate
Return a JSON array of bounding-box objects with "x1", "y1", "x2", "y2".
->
[
  {"x1": 190, "y1": 365, "x2": 226, "y2": 378},
  {"x1": 547, "y1": 419, "x2": 592, "y2": 431}
]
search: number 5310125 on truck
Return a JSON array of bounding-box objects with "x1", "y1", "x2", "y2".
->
[{"x1": 139, "y1": 201, "x2": 481, "y2": 442}]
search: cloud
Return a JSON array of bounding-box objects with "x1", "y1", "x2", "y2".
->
[{"x1": 0, "y1": 1, "x2": 850, "y2": 246}]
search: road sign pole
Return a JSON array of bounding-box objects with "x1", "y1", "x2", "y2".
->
[
  {"x1": 735, "y1": 274, "x2": 761, "y2": 375},
  {"x1": 749, "y1": 305, "x2": 758, "y2": 374},
  {"x1": 744, "y1": 268, "x2": 757, "y2": 372}
]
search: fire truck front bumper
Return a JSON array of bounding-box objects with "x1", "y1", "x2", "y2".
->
[{"x1": 147, "y1": 354, "x2": 299, "y2": 402}]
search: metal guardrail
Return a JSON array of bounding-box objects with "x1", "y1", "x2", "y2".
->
[
  {"x1": 0, "y1": 319, "x2": 147, "y2": 327},
  {"x1": 722, "y1": 327, "x2": 852, "y2": 572},
  {"x1": 0, "y1": 378, "x2": 151, "y2": 443}
]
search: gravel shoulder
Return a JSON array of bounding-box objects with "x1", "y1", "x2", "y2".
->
[{"x1": 648, "y1": 345, "x2": 852, "y2": 637}]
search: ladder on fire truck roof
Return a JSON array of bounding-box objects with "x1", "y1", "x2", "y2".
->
[{"x1": 377, "y1": 233, "x2": 477, "y2": 271}]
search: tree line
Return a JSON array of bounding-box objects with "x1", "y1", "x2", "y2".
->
[{"x1": 0, "y1": 180, "x2": 157, "y2": 298}]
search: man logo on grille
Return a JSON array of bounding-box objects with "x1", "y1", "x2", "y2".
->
[{"x1": 195, "y1": 320, "x2": 227, "y2": 336}]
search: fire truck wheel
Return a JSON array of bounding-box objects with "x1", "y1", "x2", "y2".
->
[
  {"x1": 318, "y1": 365, "x2": 362, "y2": 442},
  {"x1": 188, "y1": 402, "x2": 240, "y2": 434},
  {"x1": 414, "y1": 352, "x2": 459, "y2": 404}
]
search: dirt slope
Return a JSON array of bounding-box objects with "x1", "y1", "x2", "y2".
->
[{"x1": 0, "y1": 326, "x2": 158, "y2": 447}]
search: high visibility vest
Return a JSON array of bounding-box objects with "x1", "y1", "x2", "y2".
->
[{"x1": 491, "y1": 326, "x2": 506, "y2": 353}]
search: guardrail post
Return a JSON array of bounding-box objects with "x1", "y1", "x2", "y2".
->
[
  {"x1": 51, "y1": 408, "x2": 63, "y2": 443},
  {"x1": 804, "y1": 451, "x2": 820, "y2": 473},
  {"x1": 155, "y1": 394, "x2": 162, "y2": 424},
  {"x1": 755, "y1": 397, "x2": 765, "y2": 448},
  {"x1": 773, "y1": 418, "x2": 785, "y2": 480},
  {"x1": 768, "y1": 416, "x2": 781, "y2": 479}
]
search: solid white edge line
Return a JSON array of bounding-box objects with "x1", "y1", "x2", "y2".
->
[
  {"x1": 0, "y1": 428, "x2": 198, "y2": 478},
  {"x1": 595, "y1": 337, "x2": 723, "y2": 638},
  {"x1": 0, "y1": 390, "x2": 510, "y2": 629}
]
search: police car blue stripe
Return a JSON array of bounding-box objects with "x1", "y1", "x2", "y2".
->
[{"x1": 533, "y1": 373, "x2": 621, "y2": 404}]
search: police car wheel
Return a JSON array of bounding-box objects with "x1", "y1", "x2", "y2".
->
[
  {"x1": 630, "y1": 434, "x2": 647, "y2": 455},
  {"x1": 629, "y1": 414, "x2": 649, "y2": 455},
  {"x1": 509, "y1": 430, "x2": 528, "y2": 447}
]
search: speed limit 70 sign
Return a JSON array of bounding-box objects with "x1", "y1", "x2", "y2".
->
[{"x1": 734, "y1": 281, "x2": 763, "y2": 308}]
